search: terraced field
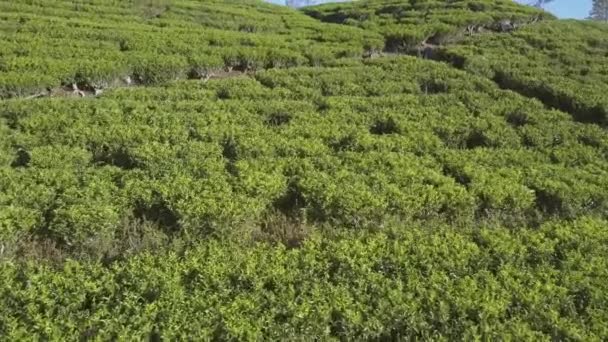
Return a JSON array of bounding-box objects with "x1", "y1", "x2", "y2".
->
[{"x1": 1, "y1": 0, "x2": 607, "y2": 339}]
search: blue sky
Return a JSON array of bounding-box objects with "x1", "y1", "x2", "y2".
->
[
  {"x1": 516, "y1": 0, "x2": 591, "y2": 19},
  {"x1": 268, "y1": 0, "x2": 592, "y2": 19}
]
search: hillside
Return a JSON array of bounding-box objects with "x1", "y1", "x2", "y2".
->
[
  {"x1": 1, "y1": 0, "x2": 607, "y2": 339},
  {"x1": 0, "y1": 0, "x2": 382, "y2": 97}
]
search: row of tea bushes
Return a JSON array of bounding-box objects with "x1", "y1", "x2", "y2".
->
[
  {"x1": 1, "y1": 57, "x2": 607, "y2": 251},
  {"x1": 1, "y1": 217, "x2": 607, "y2": 340}
]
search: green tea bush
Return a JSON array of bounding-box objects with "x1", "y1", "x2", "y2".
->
[
  {"x1": 130, "y1": 54, "x2": 188, "y2": 85},
  {"x1": 437, "y1": 21, "x2": 608, "y2": 127},
  {"x1": 0, "y1": 0, "x2": 385, "y2": 97},
  {"x1": 304, "y1": 0, "x2": 550, "y2": 50},
  {"x1": 1, "y1": 218, "x2": 607, "y2": 340},
  {"x1": 2, "y1": 54, "x2": 607, "y2": 246},
  {"x1": 1, "y1": 0, "x2": 608, "y2": 338}
]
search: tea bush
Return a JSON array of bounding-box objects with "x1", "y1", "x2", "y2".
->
[
  {"x1": 1, "y1": 218, "x2": 607, "y2": 340},
  {"x1": 1, "y1": 0, "x2": 608, "y2": 339}
]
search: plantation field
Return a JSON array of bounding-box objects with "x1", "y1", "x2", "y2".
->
[
  {"x1": 1, "y1": 0, "x2": 607, "y2": 339},
  {"x1": 0, "y1": 0, "x2": 382, "y2": 97}
]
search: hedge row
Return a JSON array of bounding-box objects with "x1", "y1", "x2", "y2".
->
[
  {"x1": 303, "y1": 0, "x2": 551, "y2": 51},
  {"x1": 1, "y1": 57, "x2": 607, "y2": 253},
  {"x1": 2, "y1": 217, "x2": 607, "y2": 340},
  {"x1": 439, "y1": 20, "x2": 608, "y2": 126},
  {"x1": 0, "y1": 0, "x2": 383, "y2": 97}
]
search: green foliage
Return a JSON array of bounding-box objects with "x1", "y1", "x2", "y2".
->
[
  {"x1": 304, "y1": 1, "x2": 608, "y2": 131},
  {"x1": 0, "y1": 0, "x2": 383, "y2": 97},
  {"x1": 304, "y1": 0, "x2": 551, "y2": 51},
  {"x1": 1, "y1": 55, "x2": 607, "y2": 250},
  {"x1": 439, "y1": 20, "x2": 608, "y2": 126},
  {"x1": 1, "y1": 218, "x2": 607, "y2": 340},
  {"x1": 1, "y1": 0, "x2": 608, "y2": 338}
]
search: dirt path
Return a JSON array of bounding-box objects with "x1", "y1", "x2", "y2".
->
[{"x1": 16, "y1": 69, "x2": 253, "y2": 101}]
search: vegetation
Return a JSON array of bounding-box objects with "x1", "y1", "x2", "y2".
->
[
  {"x1": 0, "y1": 0, "x2": 382, "y2": 97},
  {"x1": 438, "y1": 20, "x2": 608, "y2": 127},
  {"x1": 2, "y1": 218, "x2": 607, "y2": 340},
  {"x1": 303, "y1": 0, "x2": 551, "y2": 52},
  {"x1": 0, "y1": 0, "x2": 607, "y2": 339},
  {"x1": 589, "y1": 0, "x2": 608, "y2": 22}
]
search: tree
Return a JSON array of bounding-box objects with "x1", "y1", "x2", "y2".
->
[
  {"x1": 529, "y1": 0, "x2": 555, "y2": 8},
  {"x1": 589, "y1": 0, "x2": 608, "y2": 21},
  {"x1": 285, "y1": 0, "x2": 314, "y2": 8}
]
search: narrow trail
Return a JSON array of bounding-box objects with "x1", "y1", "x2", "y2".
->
[{"x1": 15, "y1": 69, "x2": 254, "y2": 101}]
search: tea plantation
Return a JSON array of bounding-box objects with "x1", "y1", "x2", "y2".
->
[{"x1": 0, "y1": 0, "x2": 607, "y2": 339}]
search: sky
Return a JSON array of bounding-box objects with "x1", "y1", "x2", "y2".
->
[
  {"x1": 267, "y1": 0, "x2": 592, "y2": 19},
  {"x1": 516, "y1": 0, "x2": 591, "y2": 19}
]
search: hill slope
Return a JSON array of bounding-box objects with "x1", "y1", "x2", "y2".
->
[
  {"x1": 0, "y1": 0, "x2": 607, "y2": 339},
  {"x1": 0, "y1": 0, "x2": 382, "y2": 97}
]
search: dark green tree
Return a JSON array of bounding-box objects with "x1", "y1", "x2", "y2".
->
[
  {"x1": 589, "y1": 0, "x2": 608, "y2": 21},
  {"x1": 530, "y1": 0, "x2": 555, "y2": 8},
  {"x1": 285, "y1": 0, "x2": 314, "y2": 8}
]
